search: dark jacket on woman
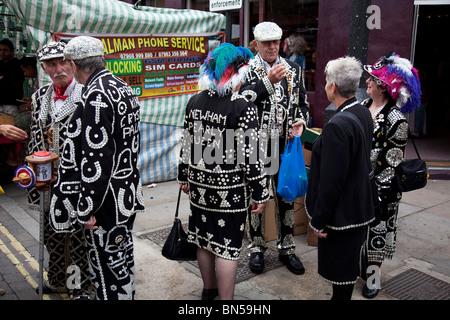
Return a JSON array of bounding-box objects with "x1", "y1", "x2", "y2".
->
[{"x1": 306, "y1": 97, "x2": 375, "y2": 232}]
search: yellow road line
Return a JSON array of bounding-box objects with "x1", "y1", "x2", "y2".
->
[
  {"x1": 0, "y1": 222, "x2": 67, "y2": 300},
  {"x1": 0, "y1": 236, "x2": 49, "y2": 300}
]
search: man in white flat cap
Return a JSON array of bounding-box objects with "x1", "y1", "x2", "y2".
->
[
  {"x1": 26, "y1": 41, "x2": 93, "y2": 299},
  {"x1": 50, "y1": 36, "x2": 145, "y2": 300},
  {"x1": 240, "y1": 21, "x2": 309, "y2": 275}
]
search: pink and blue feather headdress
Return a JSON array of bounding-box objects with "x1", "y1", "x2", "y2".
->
[
  {"x1": 198, "y1": 43, "x2": 254, "y2": 96},
  {"x1": 364, "y1": 52, "x2": 422, "y2": 113}
]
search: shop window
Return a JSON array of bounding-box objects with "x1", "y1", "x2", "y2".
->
[
  {"x1": 189, "y1": 0, "x2": 209, "y2": 11},
  {"x1": 188, "y1": 0, "x2": 319, "y2": 91},
  {"x1": 249, "y1": 0, "x2": 318, "y2": 91},
  {"x1": 139, "y1": 0, "x2": 166, "y2": 7}
]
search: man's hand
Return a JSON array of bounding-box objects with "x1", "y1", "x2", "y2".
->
[
  {"x1": 44, "y1": 127, "x2": 54, "y2": 147},
  {"x1": 267, "y1": 64, "x2": 286, "y2": 84},
  {"x1": 0, "y1": 124, "x2": 28, "y2": 140},
  {"x1": 251, "y1": 202, "x2": 265, "y2": 214},
  {"x1": 84, "y1": 216, "x2": 98, "y2": 230},
  {"x1": 288, "y1": 120, "x2": 305, "y2": 141}
]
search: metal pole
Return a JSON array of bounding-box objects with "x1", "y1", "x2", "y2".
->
[
  {"x1": 348, "y1": 0, "x2": 372, "y2": 101},
  {"x1": 38, "y1": 191, "x2": 44, "y2": 300},
  {"x1": 226, "y1": 10, "x2": 232, "y2": 43},
  {"x1": 407, "y1": 5, "x2": 420, "y2": 134},
  {"x1": 410, "y1": 5, "x2": 420, "y2": 65}
]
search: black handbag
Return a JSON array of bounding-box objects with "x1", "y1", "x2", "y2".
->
[
  {"x1": 395, "y1": 131, "x2": 428, "y2": 192},
  {"x1": 161, "y1": 187, "x2": 197, "y2": 261}
]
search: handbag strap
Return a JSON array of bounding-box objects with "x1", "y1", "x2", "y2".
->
[
  {"x1": 379, "y1": 107, "x2": 422, "y2": 160},
  {"x1": 407, "y1": 127, "x2": 422, "y2": 160},
  {"x1": 175, "y1": 186, "x2": 182, "y2": 218}
]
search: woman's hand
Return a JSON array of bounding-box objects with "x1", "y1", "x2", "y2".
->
[
  {"x1": 180, "y1": 183, "x2": 189, "y2": 194},
  {"x1": 314, "y1": 230, "x2": 327, "y2": 238},
  {"x1": 251, "y1": 202, "x2": 265, "y2": 214}
]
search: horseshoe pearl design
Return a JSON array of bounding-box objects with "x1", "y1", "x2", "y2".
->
[{"x1": 86, "y1": 125, "x2": 109, "y2": 149}]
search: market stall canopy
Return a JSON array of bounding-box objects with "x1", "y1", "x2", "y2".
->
[
  {"x1": 3, "y1": 0, "x2": 225, "y2": 44},
  {"x1": 2, "y1": 0, "x2": 226, "y2": 184}
]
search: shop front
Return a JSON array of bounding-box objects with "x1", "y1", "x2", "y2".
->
[{"x1": 147, "y1": 0, "x2": 449, "y2": 163}]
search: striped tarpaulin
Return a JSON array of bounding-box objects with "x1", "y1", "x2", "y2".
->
[
  {"x1": 3, "y1": 0, "x2": 225, "y2": 184},
  {"x1": 139, "y1": 122, "x2": 183, "y2": 183},
  {"x1": 4, "y1": 0, "x2": 225, "y2": 36}
]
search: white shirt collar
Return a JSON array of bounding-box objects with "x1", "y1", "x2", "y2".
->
[
  {"x1": 52, "y1": 78, "x2": 76, "y2": 112},
  {"x1": 257, "y1": 53, "x2": 281, "y2": 73}
]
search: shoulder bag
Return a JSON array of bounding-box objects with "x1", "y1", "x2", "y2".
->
[
  {"x1": 395, "y1": 130, "x2": 428, "y2": 192},
  {"x1": 161, "y1": 187, "x2": 197, "y2": 261}
]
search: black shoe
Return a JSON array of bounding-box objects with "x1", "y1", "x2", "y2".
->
[
  {"x1": 35, "y1": 284, "x2": 55, "y2": 295},
  {"x1": 362, "y1": 283, "x2": 379, "y2": 299},
  {"x1": 278, "y1": 254, "x2": 305, "y2": 275},
  {"x1": 202, "y1": 288, "x2": 218, "y2": 300},
  {"x1": 35, "y1": 282, "x2": 68, "y2": 295},
  {"x1": 248, "y1": 252, "x2": 265, "y2": 273}
]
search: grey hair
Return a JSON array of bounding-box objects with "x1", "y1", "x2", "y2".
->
[
  {"x1": 72, "y1": 56, "x2": 106, "y2": 74},
  {"x1": 324, "y1": 56, "x2": 362, "y2": 98}
]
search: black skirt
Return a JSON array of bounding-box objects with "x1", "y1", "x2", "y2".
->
[
  {"x1": 317, "y1": 226, "x2": 368, "y2": 285},
  {"x1": 187, "y1": 204, "x2": 250, "y2": 261}
]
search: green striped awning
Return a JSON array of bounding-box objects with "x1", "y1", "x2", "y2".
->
[{"x1": 4, "y1": 0, "x2": 225, "y2": 41}]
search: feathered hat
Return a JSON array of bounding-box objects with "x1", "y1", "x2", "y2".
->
[
  {"x1": 198, "y1": 43, "x2": 254, "y2": 96},
  {"x1": 364, "y1": 52, "x2": 422, "y2": 113}
]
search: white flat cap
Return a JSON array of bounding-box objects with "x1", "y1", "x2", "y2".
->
[
  {"x1": 253, "y1": 22, "x2": 283, "y2": 41},
  {"x1": 64, "y1": 36, "x2": 105, "y2": 60}
]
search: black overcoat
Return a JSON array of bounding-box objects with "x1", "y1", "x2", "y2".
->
[{"x1": 306, "y1": 98, "x2": 375, "y2": 231}]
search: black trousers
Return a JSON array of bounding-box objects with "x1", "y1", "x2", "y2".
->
[
  {"x1": 247, "y1": 175, "x2": 296, "y2": 254},
  {"x1": 84, "y1": 225, "x2": 135, "y2": 300},
  {"x1": 44, "y1": 210, "x2": 90, "y2": 293}
]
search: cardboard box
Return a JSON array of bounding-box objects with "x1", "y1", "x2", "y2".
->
[
  {"x1": 300, "y1": 127, "x2": 321, "y2": 167},
  {"x1": 305, "y1": 218, "x2": 318, "y2": 247},
  {"x1": 263, "y1": 196, "x2": 308, "y2": 242},
  {"x1": 250, "y1": 128, "x2": 320, "y2": 243},
  {"x1": 302, "y1": 144, "x2": 312, "y2": 167}
]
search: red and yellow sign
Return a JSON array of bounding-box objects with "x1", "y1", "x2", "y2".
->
[{"x1": 54, "y1": 33, "x2": 222, "y2": 99}]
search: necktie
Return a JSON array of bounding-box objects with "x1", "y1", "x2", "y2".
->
[{"x1": 53, "y1": 84, "x2": 69, "y2": 102}]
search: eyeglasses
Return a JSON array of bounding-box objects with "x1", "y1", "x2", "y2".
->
[
  {"x1": 257, "y1": 40, "x2": 280, "y2": 47},
  {"x1": 368, "y1": 75, "x2": 386, "y2": 87}
]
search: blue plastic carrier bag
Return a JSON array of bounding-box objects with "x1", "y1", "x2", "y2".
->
[{"x1": 277, "y1": 135, "x2": 308, "y2": 202}]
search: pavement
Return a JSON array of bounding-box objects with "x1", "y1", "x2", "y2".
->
[{"x1": 0, "y1": 166, "x2": 449, "y2": 302}]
